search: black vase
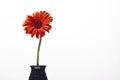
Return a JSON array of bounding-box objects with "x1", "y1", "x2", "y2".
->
[{"x1": 29, "y1": 65, "x2": 48, "y2": 80}]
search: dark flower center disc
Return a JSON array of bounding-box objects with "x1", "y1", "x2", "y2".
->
[{"x1": 34, "y1": 21, "x2": 42, "y2": 28}]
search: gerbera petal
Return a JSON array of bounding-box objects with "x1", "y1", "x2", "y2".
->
[
  {"x1": 28, "y1": 15, "x2": 35, "y2": 22},
  {"x1": 38, "y1": 29, "x2": 45, "y2": 37},
  {"x1": 31, "y1": 29, "x2": 37, "y2": 37},
  {"x1": 43, "y1": 17, "x2": 53, "y2": 25},
  {"x1": 39, "y1": 30, "x2": 45, "y2": 37},
  {"x1": 41, "y1": 11, "x2": 50, "y2": 22},
  {"x1": 24, "y1": 26, "x2": 32, "y2": 33},
  {"x1": 42, "y1": 24, "x2": 51, "y2": 32},
  {"x1": 27, "y1": 27, "x2": 34, "y2": 34},
  {"x1": 38, "y1": 11, "x2": 45, "y2": 22},
  {"x1": 33, "y1": 12, "x2": 39, "y2": 20},
  {"x1": 36, "y1": 31, "x2": 40, "y2": 38},
  {"x1": 23, "y1": 20, "x2": 33, "y2": 26},
  {"x1": 23, "y1": 23, "x2": 30, "y2": 26},
  {"x1": 24, "y1": 26, "x2": 31, "y2": 30}
]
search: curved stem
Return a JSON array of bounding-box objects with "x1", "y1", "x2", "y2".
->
[{"x1": 36, "y1": 37, "x2": 42, "y2": 66}]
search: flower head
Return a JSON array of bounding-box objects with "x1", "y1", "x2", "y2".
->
[{"x1": 23, "y1": 11, "x2": 53, "y2": 38}]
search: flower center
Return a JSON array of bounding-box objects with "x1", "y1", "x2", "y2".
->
[{"x1": 34, "y1": 21, "x2": 42, "y2": 28}]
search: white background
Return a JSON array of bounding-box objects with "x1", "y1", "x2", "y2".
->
[{"x1": 0, "y1": 0, "x2": 120, "y2": 80}]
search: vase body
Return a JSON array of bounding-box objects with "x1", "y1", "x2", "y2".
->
[{"x1": 29, "y1": 65, "x2": 48, "y2": 80}]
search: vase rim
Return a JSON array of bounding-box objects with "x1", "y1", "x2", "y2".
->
[
  {"x1": 30, "y1": 65, "x2": 46, "y2": 67},
  {"x1": 30, "y1": 65, "x2": 46, "y2": 69}
]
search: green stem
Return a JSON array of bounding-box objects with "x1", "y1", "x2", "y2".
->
[{"x1": 36, "y1": 37, "x2": 42, "y2": 66}]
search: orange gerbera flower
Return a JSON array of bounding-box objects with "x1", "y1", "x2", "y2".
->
[{"x1": 23, "y1": 11, "x2": 53, "y2": 38}]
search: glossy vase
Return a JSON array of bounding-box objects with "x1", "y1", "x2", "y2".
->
[{"x1": 29, "y1": 65, "x2": 48, "y2": 80}]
